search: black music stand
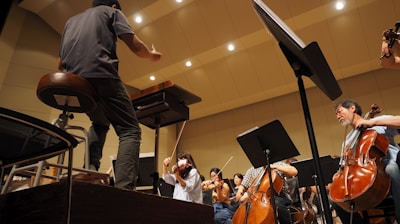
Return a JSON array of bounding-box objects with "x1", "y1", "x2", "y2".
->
[
  {"x1": 237, "y1": 119, "x2": 300, "y2": 224},
  {"x1": 131, "y1": 81, "x2": 201, "y2": 194},
  {"x1": 292, "y1": 156, "x2": 340, "y2": 188},
  {"x1": 292, "y1": 156, "x2": 340, "y2": 223},
  {"x1": 251, "y1": 1, "x2": 342, "y2": 223}
]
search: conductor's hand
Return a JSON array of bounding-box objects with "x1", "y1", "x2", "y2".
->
[{"x1": 150, "y1": 44, "x2": 162, "y2": 62}]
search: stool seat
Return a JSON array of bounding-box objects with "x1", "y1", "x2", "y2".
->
[{"x1": 37, "y1": 72, "x2": 97, "y2": 113}]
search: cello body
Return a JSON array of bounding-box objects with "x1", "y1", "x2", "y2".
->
[
  {"x1": 329, "y1": 129, "x2": 391, "y2": 212},
  {"x1": 232, "y1": 168, "x2": 283, "y2": 224}
]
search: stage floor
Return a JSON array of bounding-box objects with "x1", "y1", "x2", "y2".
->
[{"x1": 0, "y1": 181, "x2": 213, "y2": 224}]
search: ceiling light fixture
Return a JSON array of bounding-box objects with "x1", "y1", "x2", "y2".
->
[
  {"x1": 176, "y1": 0, "x2": 183, "y2": 3},
  {"x1": 227, "y1": 44, "x2": 235, "y2": 51},
  {"x1": 335, "y1": 1, "x2": 345, "y2": 10},
  {"x1": 149, "y1": 75, "x2": 156, "y2": 81},
  {"x1": 135, "y1": 15, "x2": 143, "y2": 24},
  {"x1": 185, "y1": 61, "x2": 192, "y2": 67}
]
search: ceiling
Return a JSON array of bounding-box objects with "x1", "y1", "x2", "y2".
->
[{"x1": 18, "y1": 0, "x2": 400, "y2": 120}]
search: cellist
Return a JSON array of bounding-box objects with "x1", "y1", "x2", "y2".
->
[
  {"x1": 332, "y1": 99, "x2": 400, "y2": 223},
  {"x1": 234, "y1": 160, "x2": 298, "y2": 224}
]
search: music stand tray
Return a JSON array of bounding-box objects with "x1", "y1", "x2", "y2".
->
[
  {"x1": 236, "y1": 120, "x2": 299, "y2": 168},
  {"x1": 291, "y1": 156, "x2": 340, "y2": 188}
]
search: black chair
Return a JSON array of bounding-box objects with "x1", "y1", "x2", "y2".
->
[
  {"x1": 203, "y1": 189, "x2": 213, "y2": 205},
  {"x1": 361, "y1": 193, "x2": 396, "y2": 224},
  {"x1": 0, "y1": 107, "x2": 78, "y2": 194}
]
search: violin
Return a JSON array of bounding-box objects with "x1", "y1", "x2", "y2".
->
[
  {"x1": 201, "y1": 156, "x2": 234, "y2": 190},
  {"x1": 383, "y1": 21, "x2": 400, "y2": 48}
]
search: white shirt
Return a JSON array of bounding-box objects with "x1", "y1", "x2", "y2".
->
[{"x1": 163, "y1": 168, "x2": 203, "y2": 204}]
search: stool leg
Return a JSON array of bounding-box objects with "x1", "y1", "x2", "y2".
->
[
  {"x1": 1, "y1": 165, "x2": 18, "y2": 194},
  {"x1": 32, "y1": 161, "x2": 46, "y2": 187},
  {"x1": 0, "y1": 168, "x2": 5, "y2": 193},
  {"x1": 65, "y1": 125, "x2": 90, "y2": 170}
]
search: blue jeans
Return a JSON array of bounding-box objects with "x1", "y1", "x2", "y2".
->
[
  {"x1": 385, "y1": 147, "x2": 400, "y2": 221},
  {"x1": 275, "y1": 196, "x2": 292, "y2": 224},
  {"x1": 213, "y1": 202, "x2": 234, "y2": 224},
  {"x1": 86, "y1": 78, "x2": 141, "y2": 190}
]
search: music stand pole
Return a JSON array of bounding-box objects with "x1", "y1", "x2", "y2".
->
[
  {"x1": 312, "y1": 175, "x2": 327, "y2": 224},
  {"x1": 296, "y1": 74, "x2": 333, "y2": 224},
  {"x1": 265, "y1": 149, "x2": 279, "y2": 224},
  {"x1": 152, "y1": 117, "x2": 160, "y2": 194}
]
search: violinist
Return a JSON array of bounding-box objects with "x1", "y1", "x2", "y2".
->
[
  {"x1": 332, "y1": 99, "x2": 400, "y2": 223},
  {"x1": 162, "y1": 151, "x2": 203, "y2": 204},
  {"x1": 202, "y1": 168, "x2": 234, "y2": 224},
  {"x1": 235, "y1": 161, "x2": 298, "y2": 224},
  {"x1": 231, "y1": 173, "x2": 243, "y2": 198},
  {"x1": 381, "y1": 27, "x2": 400, "y2": 68}
]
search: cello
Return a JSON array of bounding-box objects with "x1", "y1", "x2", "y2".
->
[
  {"x1": 232, "y1": 166, "x2": 283, "y2": 224},
  {"x1": 329, "y1": 104, "x2": 391, "y2": 212}
]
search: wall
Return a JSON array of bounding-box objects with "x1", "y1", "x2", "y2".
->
[
  {"x1": 0, "y1": 2, "x2": 175, "y2": 176},
  {"x1": 182, "y1": 68, "x2": 400, "y2": 180},
  {"x1": 1, "y1": 3, "x2": 400, "y2": 185}
]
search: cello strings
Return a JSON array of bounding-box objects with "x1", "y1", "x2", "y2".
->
[{"x1": 340, "y1": 126, "x2": 348, "y2": 167}]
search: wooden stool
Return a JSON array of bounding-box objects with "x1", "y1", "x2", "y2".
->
[
  {"x1": 37, "y1": 72, "x2": 97, "y2": 114},
  {"x1": 37, "y1": 72, "x2": 97, "y2": 170}
]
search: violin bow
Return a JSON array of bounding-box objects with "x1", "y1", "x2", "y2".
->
[
  {"x1": 213, "y1": 155, "x2": 235, "y2": 181},
  {"x1": 170, "y1": 120, "x2": 187, "y2": 159}
]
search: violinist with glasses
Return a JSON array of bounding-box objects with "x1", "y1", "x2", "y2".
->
[
  {"x1": 330, "y1": 99, "x2": 400, "y2": 223},
  {"x1": 162, "y1": 151, "x2": 203, "y2": 204},
  {"x1": 202, "y1": 168, "x2": 234, "y2": 224}
]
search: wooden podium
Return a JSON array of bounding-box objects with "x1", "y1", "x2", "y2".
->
[
  {"x1": 130, "y1": 81, "x2": 201, "y2": 193},
  {"x1": 0, "y1": 181, "x2": 214, "y2": 223}
]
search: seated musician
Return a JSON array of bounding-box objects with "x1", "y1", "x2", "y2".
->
[
  {"x1": 235, "y1": 160, "x2": 298, "y2": 224},
  {"x1": 380, "y1": 28, "x2": 400, "y2": 68},
  {"x1": 162, "y1": 151, "x2": 203, "y2": 204},
  {"x1": 202, "y1": 168, "x2": 234, "y2": 224},
  {"x1": 331, "y1": 99, "x2": 400, "y2": 223},
  {"x1": 231, "y1": 173, "x2": 243, "y2": 199}
]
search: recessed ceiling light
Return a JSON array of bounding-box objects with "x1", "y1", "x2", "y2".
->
[
  {"x1": 185, "y1": 61, "x2": 192, "y2": 67},
  {"x1": 176, "y1": 0, "x2": 183, "y2": 3},
  {"x1": 135, "y1": 15, "x2": 143, "y2": 24},
  {"x1": 227, "y1": 44, "x2": 235, "y2": 51},
  {"x1": 149, "y1": 75, "x2": 156, "y2": 81},
  {"x1": 335, "y1": 1, "x2": 345, "y2": 10}
]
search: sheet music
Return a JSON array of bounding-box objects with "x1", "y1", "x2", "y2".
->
[
  {"x1": 253, "y1": 0, "x2": 305, "y2": 48},
  {"x1": 238, "y1": 126, "x2": 259, "y2": 137}
]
